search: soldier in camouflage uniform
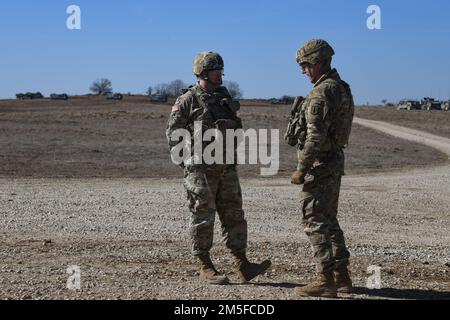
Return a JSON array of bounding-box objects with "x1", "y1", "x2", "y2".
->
[
  {"x1": 166, "y1": 52, "x2": 271, "y2": 285},
  {"x1": 288, "y1": 39, "x2": 354, "y2": 297}
]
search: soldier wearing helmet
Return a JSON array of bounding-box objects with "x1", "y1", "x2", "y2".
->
[
  {"x1": 289, "y1": 39, "x2": 355, "y2": 297},
  {"x1": 166, "y1": 51, "x2": 271, "y2": 285},
  {"x1": 193, "y1": 52, "x2": 224, "y2": 79}
]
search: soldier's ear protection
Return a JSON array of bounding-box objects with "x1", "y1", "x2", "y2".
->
[
  {"x1": 199, "y1": 69, "x2": 225, "y2": 81},
  {"x1": 199, "y1": 71, "x2": 209, "y2": 80}
]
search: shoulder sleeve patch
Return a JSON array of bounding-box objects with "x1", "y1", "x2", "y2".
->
[
  {"x1": 171, "y1": 93, "x2": 194, "y2": 115},
  {"x1": 308, "y1": 99, "x2": 324, "y2": 116}
]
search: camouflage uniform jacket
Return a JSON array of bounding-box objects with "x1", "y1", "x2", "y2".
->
[
  {"x1": 298, "y1": 68, "x2": 353, "y2": 176},
  {"x1": 166, "y1": 83, "x2": 242, "y2": 168}
]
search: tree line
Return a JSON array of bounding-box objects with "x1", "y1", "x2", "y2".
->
[{"x1": 89, "y1": 78, "x2": 243, "y2": 99}]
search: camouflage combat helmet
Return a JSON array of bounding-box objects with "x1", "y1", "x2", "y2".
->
[
  {"x1": 193, "y1": 52, "x2": 224, "y2": 76},
  {"x1": 296, "y1": 39, "x2": 335, "y2": 65}
]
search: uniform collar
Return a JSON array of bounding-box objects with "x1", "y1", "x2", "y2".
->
[
  {"x1": 313, "y1": 68, "x2": 340, "y2": 88},
  {"x1": 196, "y1": 82, "x2": 220, "y2": 95},
  {"x1": 195, "y1": 83, "x2": 229, "y2": 99}
]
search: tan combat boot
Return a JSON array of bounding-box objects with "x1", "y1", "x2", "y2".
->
[
  {"x1": 334, "y1": 267, "x2": 353, "y2": 293},
  {"x1": 296, "y1": 270, "x2": 337, "y2": 298},
  {"x1": 234, "y1": 251, "x2": 272, "y2": 283},
  {"x1": 197, "y1": 253, "x2": 229, "y2": 285}
]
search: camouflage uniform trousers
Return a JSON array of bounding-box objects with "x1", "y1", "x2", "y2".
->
[
  {"x1": 300, "y1": 166, "x2": 350, "y2": 273},
  {"x1": 185, "y1": 164, "x2": 248, "y2": 256}
]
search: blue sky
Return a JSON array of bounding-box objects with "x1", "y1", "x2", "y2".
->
[{"x1": 0, "y1": 0, "x2": 449, "y2": 104}]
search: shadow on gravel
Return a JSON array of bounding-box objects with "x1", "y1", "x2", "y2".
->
[
  {"x1": 352, "y1": 287, "x2": 450, "y2": 300},
  {"x1": 248, "y1": 284, "x2": 450, "y2": 300},
  {"x1": 251, "y1": 282, "x2": 299, "y2": 289}
]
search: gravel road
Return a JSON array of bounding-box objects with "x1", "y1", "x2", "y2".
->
[
  {"x1": 0, "y1": 120, "x2": 449, "y2": 300},
  {"x1": 354, "y1": 117, "x2": 450, "y2": 157}
]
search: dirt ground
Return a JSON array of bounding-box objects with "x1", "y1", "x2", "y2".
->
[
  {"x1": 0, "y1": 97, "x2": 447, "y2": 179},
  {"x1": 356, "y1": 106, "x2": 450, "y2": 138},
  {"x1": 0, "y1": 97, "x2": 449, "y2": 300}
]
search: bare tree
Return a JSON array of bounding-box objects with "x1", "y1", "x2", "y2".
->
[
  {"x1": 381, "y1": 99, "x2": 387, "y2": 105},
  {"x1": 146, "y1": 86, "x2": 153, "y2": 96},
  {"x1": 90, "y1": 78, "x2": 113, "y2": 96},
  {"x1": 224, "y1": 81, "x2": 243, "y2": 99},
  {"x1": 283, "y1": 95, "x2": 296, "y2": 104},
  {"x1": 167, "y1": 80, "x2": 187, "y2": 97},
  {"x1": 154, "y1": 83, "x2": 169, "y2": 96}
]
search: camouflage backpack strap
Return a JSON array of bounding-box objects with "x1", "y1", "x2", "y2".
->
[
  {"x1": 179, "y1": 86, "x2": 200, "y2": 123},
  {"x1": 186, "y1": 86, "x2": 217, "y2": 131},
  {"x1": 187, "y1": 86, "x2": 209, "y2": 119},
  {"x1": 326, "y1": 78, "x2": 354, "y2": 149},
  {"x1": 284, "y1": 96, "x2": 305, "y2": 147}
]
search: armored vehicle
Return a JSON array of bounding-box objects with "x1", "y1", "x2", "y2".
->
[
  {"x1": 149, "y1": 94, "x2": 168, "y2": 103},
  {"x1": 441, "y1": 100, "x2": 450, "y2": 111},
  {"x1": 50, "y1": 93, "x2": 69, "y2": 100},
  {"x1": 397, "y1": 99, "x2": 421, "y2": 110},
  {"x1": 105, "y1": 93, "x2": 124, "y2": 100},
  {"x1": 270, "y1": 96, "x2": 295, "y2": 105},
  {"x1": 421, "y1": 97, "x2": 441, "y2": 110},
  {"x1": 16, "y1": 92, "x2": 44, "y2": 100}
]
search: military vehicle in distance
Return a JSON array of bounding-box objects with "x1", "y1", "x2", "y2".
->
[
  {"x1": 149, "y1": 94, "x2": 168, "y2": 103},
  {"x1": 270, "y1": 96, "x2": 295, "y2": 105},
  {"x1": 441, "y1": 100, "x2": 450, "y2": 111},
  {"x1": 397, "y1": 99, "x2": 421, "y2": 110},
  {"x1": 420, "y1": 97, "x2": 441, "y2": 110},
  {"x1": 105, "y1": 93, "x2": 124, "y2": 100},
  {"x1": 16, "y1": 92, "x2": 44, "y2": 100},
  {"x1": 50, "y1": 93, "x2": 69, "y2": 100}
]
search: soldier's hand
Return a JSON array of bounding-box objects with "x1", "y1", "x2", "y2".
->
[
  {"x1": 291, "y1": 170, "x2": 306, "y2": 185},
  {"x1": 215, "y1": 119, "x2": 237, "y2": 130}
]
